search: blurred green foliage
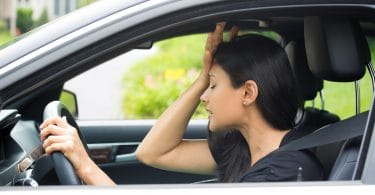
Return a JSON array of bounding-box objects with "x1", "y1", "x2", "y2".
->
[
  {"x1": 0, "y1": 30, "x2": 12, "y2": 45},
  {"x1": 16, "y1": 7, "x2": 33, "y2": 34},
  {"x1": 122, "y1": 34, "x2": 208, "y2": 119},
  {"x1": 33, "y1": 8, "x2": 49, "y2": 28},
  {"x1": 0, "y1": 20, "x2": 7, "y2": 31},
  {"x1": 77, "y1": 0, "x2": 96, "y2": 8}
]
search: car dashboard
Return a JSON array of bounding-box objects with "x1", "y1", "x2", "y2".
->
[{"x1": 0, "y1": 109, "x2": 46, "y2": 186}]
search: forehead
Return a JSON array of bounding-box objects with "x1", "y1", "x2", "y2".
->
[{"x1": 209, "y1": 64, "x2": 226, "y2": 77}]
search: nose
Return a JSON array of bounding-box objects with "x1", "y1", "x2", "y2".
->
[{"x1": 200, "y1": 88, "x2": 209, "y2": 104}]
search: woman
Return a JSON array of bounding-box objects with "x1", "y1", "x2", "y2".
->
[{"x1": 40, "y1": 23, "x2": 323, "y2": 185}]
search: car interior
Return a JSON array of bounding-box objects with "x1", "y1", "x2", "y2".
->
[
  {"x1": 288, "y1": 16, "x2": 372, "y2": 180},
  {"x1": 1, "y1": 2, "x2": 375, "y2": 186}
]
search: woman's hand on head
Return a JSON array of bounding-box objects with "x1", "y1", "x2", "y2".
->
[
  {"x1": 39, "y1": 116, "x2": 90, "y2": 173},
  {"x1": 200, "y1": 22, "x2": 239, "y2": 84},
  {"x1": 200, "y1": 22, "x2": 225, "y2": 84}
]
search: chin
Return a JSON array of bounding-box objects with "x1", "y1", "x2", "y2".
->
[
  {"x1": 208, "y1": 121, "x2": 216, "y2": 132},
  {"x1": 208, "y1": 121, "x2": 226, "y2": 132}
]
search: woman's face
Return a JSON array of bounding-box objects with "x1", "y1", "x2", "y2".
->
[{"x1": 200, "y1": 64, "x2": 244, "y2": 131}]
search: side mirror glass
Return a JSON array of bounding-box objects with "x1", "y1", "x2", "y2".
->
[
  {"x1": 134, "y1": 41, "x2": 153, "y2": 49},
  {"x1": 59, "y1": 89, "x2": 78, "y2": 118}
]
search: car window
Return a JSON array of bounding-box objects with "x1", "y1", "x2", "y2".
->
[
  {"x1": 62, "y1": 48, "x2": 156, "y2": 120},
  {"x1": 62, "y1": 31, "x2": 283, "y2": 120},
  {"x1": 62, "y1": 34, "x2": 206, "y2": 120},
  {"x1": 305, "y1": 37, "x2": 374, "y2": 120}
]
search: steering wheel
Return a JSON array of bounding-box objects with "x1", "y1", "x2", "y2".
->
[{"x1": 43, "y1": 101, "x2": 89, "y2": 185}]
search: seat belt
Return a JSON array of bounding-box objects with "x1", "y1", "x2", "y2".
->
[{"x1": 278, "y1": 111, "x2": 368, "y2": 152}]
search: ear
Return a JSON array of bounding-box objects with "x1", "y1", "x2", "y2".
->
[{"x1": 242, "y1": 80, "x2": 258, "y2": 106}]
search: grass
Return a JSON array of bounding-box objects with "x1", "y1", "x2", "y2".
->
[{"x1": 0, "y1": 30, "x2": 13, "y2": 46}]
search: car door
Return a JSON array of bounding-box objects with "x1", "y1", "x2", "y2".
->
[{"x1": 78, "y1": 120, "x2": 212, "y2": 184}]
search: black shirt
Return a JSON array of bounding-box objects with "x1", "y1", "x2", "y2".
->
[
  {"x1": 239, "y1": 149, "x2": 323, "y2": 182},
  {"x1": 210, "y1": 129, "x2": 324, "y2": 182}
]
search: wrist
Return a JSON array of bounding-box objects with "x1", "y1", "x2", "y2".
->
[
  {"x1": 75, "y1": 158, "x2": 116, "y2": 186},
  {"x1": 76, "y1": 158, "x2": 95, "y2": 179}
]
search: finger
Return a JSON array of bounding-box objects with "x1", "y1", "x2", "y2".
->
[
  {"x1": 44, "y1": 142, "x2": 67, "y2": 155},
  {"x1": 215, "y1": 22, "x2": 226, "y2": 34},
  {"x1": 212, "y1": 22, "x2": 226, "y2": 53},
  {"x1": 39, "y1": 117, "x2": 54, "y2": 129},
  {"x1": 205, "y1": 33, "x2": 213, "y2": 52},
  {"x1": 40, "y1": 116, "x2": 69, "y2": 129},
  {"x1": 40, "y1": 124, "x2": 66, "y2": 141},
  {"x1": 43, "y1": 135, "x2": 68, "y2": 149},
  {"x1": 202, "y1": 50, "x2": 213, "y2": 71},
  {"x1": 229, "y1": 26, "x2": 240, "y2": 42}
]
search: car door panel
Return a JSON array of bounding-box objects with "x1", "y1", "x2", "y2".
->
[{"x1": 78, "y1": 120, "x2": 214, "y2": 184}]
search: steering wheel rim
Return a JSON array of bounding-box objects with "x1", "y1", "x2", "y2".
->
[{"x1": 43, "y1": 101, "x2": 88, "y2": 185}]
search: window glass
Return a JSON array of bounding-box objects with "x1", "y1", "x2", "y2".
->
[
  {"x1": 63, "y1": 48, "x2": 158, "y2": 120},
  {"x1": 65, "y1": 0, "x2": 70, "y2": 14},
  {"x1": 305, "y1": 37, "x2": 374, "y2": 120},
  {"x1": 62, "y1": 32, "x2": 283, "y2": 120},
  {"x1": 64, "y1": 34, "x2": 207, "y2": 120},
  {"x1": 362, "y1": 37, "x2": 375, "y2": 112},
  {"x1": 54, "y1": 0, "x2": 60, "y2": 16}
]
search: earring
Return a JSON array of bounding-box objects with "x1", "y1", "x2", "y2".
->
[{"x1": 243, "y1": 101, "x2": 248, "y2": 105}]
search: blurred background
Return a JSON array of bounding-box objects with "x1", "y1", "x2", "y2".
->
[{"x1": 0, "y1": 0, "x2": 95, "y2": 39}]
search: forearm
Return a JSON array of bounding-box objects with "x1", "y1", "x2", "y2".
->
[
  {"x1": 135, "y1": 23, "x2": 225, "y2": 167},
  {"x1": 77, "y1": 158, "x2": 116, "y2": 186},
  {"x1": 135, "y1": 76, "x2": 208, "y2": 164}
]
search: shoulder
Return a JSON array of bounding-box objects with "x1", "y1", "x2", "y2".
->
[{"x1": 240, "y1": 150, "x2": 323, "y2": 182}]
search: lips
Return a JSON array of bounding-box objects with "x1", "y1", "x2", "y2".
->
[{"x1": 205, "y1": 107, "x2": 213, "y2": 118}]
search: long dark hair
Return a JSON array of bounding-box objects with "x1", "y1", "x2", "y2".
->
[{"x1": 207, "y1": 34, "x2": 302, "y2": 182}]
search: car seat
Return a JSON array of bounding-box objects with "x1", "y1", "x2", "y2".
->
[
  {"x1": 304, "y1": 16, "x2": 371, "y2": 180},
  {"x1": 285, "y1": 39, "x2": 341, "y2": 178},
  {"x1": 285, "y1": 40, "x2": 340, "y2": 139}
]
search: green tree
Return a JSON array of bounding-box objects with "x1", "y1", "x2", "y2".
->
[
  {"x1": 16, "y1": 7, "x2": 33, "y2": 34},
  {"x1": 77, "y1": 0, "x2": 96, "y2": 8}
]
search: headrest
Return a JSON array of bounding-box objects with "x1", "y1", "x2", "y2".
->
[
  {"x1": 304, "y1": 16, "x2": 370, "y2": 82},
  {"x1": 285, "y1": 41, "x2": 323, "y2": 100}
]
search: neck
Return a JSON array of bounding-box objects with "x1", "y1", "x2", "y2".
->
[{"x1": 237, "y1": 110, "x2": 290, "y2": 167}]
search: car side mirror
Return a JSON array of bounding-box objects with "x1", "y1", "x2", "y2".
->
[
  {"x1": 134, "y1": 41, "x2": 153, "y2": 49},
  {"x1": 59, "y1": 89, "x2": 79, "y2": 118}
]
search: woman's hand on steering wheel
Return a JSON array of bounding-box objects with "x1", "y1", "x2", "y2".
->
[{"x1": 40, "y1": 116, "x2": 91, "y2": 176}]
